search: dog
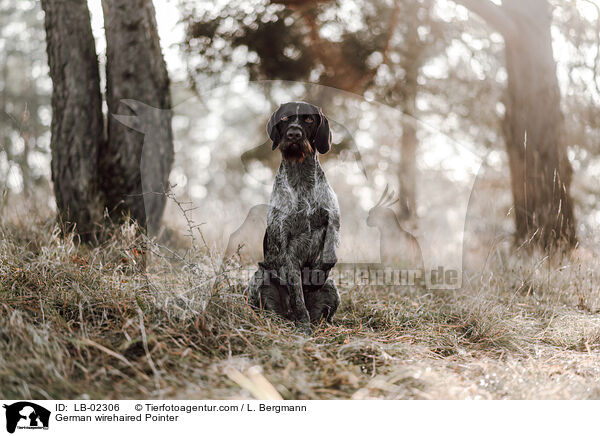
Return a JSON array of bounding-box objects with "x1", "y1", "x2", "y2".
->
[{"x1": 248, "y1": 102, "x2": 341, "y2": 334}]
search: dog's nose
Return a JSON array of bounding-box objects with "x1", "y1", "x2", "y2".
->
[{"x1": 286, "y1": 128, "x2": 302, "y2": 142}]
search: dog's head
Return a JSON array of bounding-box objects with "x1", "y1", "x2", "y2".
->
[{"x1": 267, "y1": 101, "x2": 331, "y2": 162}]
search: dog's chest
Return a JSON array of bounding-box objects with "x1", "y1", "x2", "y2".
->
[
  {"x1": 285, "y1": 206, "x2": 328, "y2": 266},
  {"x1": 283, "y1": 188, "x2": 329, "y2": 234},
  {"x1": 271, "y1": 181, "x2": 330, "y2": 261}
]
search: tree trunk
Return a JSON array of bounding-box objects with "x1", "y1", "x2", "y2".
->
[
  {"x1": 502, "y1": 0, "x2": 576, "y2": 249},
  {"x1": 398, "y1": 16, "x2": 421, "y2": 221},
  {"x1": 41, "y1": 0, "x2": 104, "y2": 241},
  {"x1": 101, "y1": 0, "x2": 173, "y2": 233},
  {"x1": 457, "y1": 0, "x2": 577, "y2": 250},
  {"x1": 399, "y1": 108, "x2": 417, "y2": 221}
]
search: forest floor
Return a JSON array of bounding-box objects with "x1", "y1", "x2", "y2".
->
[{"x1": 2, "y1": 210, "x2": 600, "y2": 400}]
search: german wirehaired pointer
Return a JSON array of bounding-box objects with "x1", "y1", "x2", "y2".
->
[{"x1": 248, "y1": 102, "x2": 341, "y2": 334}]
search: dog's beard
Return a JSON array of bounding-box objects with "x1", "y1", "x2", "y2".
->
[{"x1": 280, "y1": 139, "x2": 313, "y2": 163}]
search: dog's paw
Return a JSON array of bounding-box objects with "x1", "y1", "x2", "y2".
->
[
  {"x1": 299, "y1": 323, "x2": 313, "y2": 335},
  {"x1": 295, "y1": 315, "x2": 313, "y2": 335}
]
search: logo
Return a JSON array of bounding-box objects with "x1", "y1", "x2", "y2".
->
[{"x1": 3, "y1": 402, "x2": 50, "y2": 434}]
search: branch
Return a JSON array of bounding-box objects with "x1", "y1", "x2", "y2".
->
[
  {"x1": 381, "y1": 0, "x2": 402, "y2": 66},
  {"x1": 303, "y1": 6, "x2": 329, "y2": 66},
  {"x1": 453, "y1": 0, "x2": 517, "y2": 39}
]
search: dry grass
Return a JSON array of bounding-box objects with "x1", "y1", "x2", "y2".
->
[{"x1": 2, "y1": 209, "x2": 600, "y2": 400}]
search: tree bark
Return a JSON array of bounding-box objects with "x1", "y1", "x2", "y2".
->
[
  {"x1": 41, "y1": 0, "x2": 104, "y2": 241},
  {"x1": 459, "y1": 0, "x2": 577, "y2": 250},
  {"x1": 398, "y1": 14, "x2": 421, "y2": 221},
  {"x1": 501, "y1": 0, "x2": 576, "y2": 249},
  {"x1": 399, "y1": 90, "x2": 418, "y2": 221},
  {"x1": 101, "y1": 0, "x2": 173, "y2": 233}
]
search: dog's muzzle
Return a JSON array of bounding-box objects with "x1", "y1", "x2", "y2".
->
[{"x1": 286, "y1": 127, "x2": 303, "y2": 143}]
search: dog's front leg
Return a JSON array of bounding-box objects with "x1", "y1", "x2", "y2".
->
[
  {"x1": 319, "y1": 212, "x2": 340, "y2": 272},
  {"x1": 284, "y1": 266, "x2": 312, "y2": 334}
]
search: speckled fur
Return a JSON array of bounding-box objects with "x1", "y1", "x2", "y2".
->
[{"x1": 248, "y1": 102, "x2": 340, "y2": 333}]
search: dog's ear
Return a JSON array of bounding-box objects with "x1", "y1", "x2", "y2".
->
[
  {"x1": 313, "y1": 109, "x2": 331, "y2": 154},
  {"x1": 267, "y1": 106, "x2": 281, "y2": 150}
]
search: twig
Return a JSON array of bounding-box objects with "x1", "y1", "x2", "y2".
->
[{"x1": 138, "y1": 308, "x2": 162, "y2": 395}]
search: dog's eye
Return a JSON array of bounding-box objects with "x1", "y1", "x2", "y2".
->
[
  {"x1": 304, "y1": 117, "x2": 314, "y2": 123},
  {"x1": 281, "y1": 116, "x2": 289, "y2": 121}
]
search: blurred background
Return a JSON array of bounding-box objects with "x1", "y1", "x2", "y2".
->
[{"x1": 2, "y1": 0, "x2": 600, "y2": 273}]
